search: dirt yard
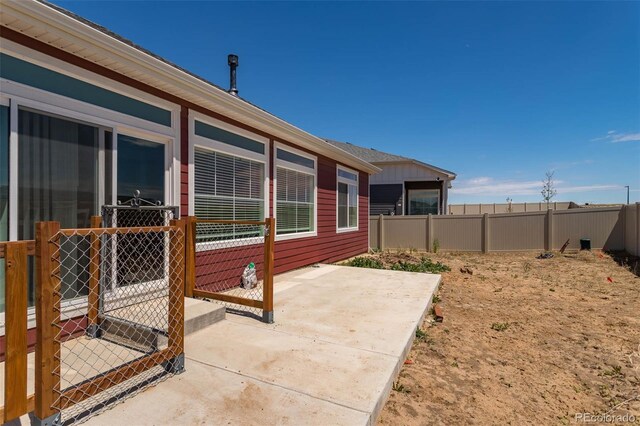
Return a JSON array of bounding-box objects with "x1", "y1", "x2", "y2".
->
[{"x1": 372, "y1": 250, "x2": 640, "y2": 425}]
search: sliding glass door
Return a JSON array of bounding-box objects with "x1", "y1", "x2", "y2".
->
[
  {"x1": 18, "y1": 108, "x2": 100, "y2": 304},
  {"x1": 18, "y1": 109, "x2": 99, "y2": 239}
]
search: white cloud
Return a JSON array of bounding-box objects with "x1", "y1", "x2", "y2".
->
[
  {"x1": 452, "y1": 176, "x2": 620, "y2": 197},
  {"x1": 592, "y1": 131, "x2": 640, "y2": 143}
]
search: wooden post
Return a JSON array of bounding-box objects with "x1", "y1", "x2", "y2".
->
[
  {"x1": 184, "y1": 216, "x2": 196, "y2": 298},
  {"x1": 546, "y1": 209, "x2": 554, "y2": 251},
  {"x1": 378, "y1": 214, "x2": 385, "y2": 251},
  {"x1": 168, "y1": 219, "x2": 186, "y2": 356},
  {"x1": 35, "y1": 221, "x2": 61, "y2": 422},
  {"x1": 4, "y1": 242, "x2": 28, "y2": 422},
  {"x1": 87, "y1": 216, "x2": 102, "y2": 335},
  {"x1": 262, "y1": 217, "x2": 275, "y2": 323},
  {"x1": 482, "y1": 213, "x2": 490, "y2": 253}
]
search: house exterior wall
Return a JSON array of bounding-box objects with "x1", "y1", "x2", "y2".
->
[
  {"x1": 273, "y1": 161, "x2": 369, "y2": 275},
  {"x1": 0, "y1": 28, "x2": 370, "y2": 280},
  {"x1": 369, "y1": 162, "x2": 451, "y2": 215},
  {"x1": 370, "y1": 184, "x2": 403, "y2": 216}
]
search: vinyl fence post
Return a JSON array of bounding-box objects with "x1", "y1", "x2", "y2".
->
[
  {"x1": 546, "y1": 209, "x2": 554, "y2": 251},
  {"x1": 636, "y1": 202, "x2": 640, "y2": 256},
  {"x1": 482, "y1": 213, "x2": 490, "y2": 253},
  {"x1": 378, "y1": 214, "x2": 385, "y2": 251},
  {"x1": 34, "y1": 221, "x2": 61, "y2": 425},
  {"x1": 427, "y1": 214, "x2": 433, "y2": 253}
]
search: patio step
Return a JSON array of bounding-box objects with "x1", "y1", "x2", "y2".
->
[
  {"x1": 99, "y1": 298, "x2": 226, "y2": 350},
  {"x1": 184, "y1": 297, "x2": 226, "y2": 335}
]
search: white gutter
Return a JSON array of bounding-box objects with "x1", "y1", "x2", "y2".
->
[{"x1": 6, "y1": 0, "x2": 380, "y2": 174}]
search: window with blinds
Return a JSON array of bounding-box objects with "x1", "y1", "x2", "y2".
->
[
  {"x1": 194, "y1": 148, "x2": 265, "y2": 241},
  {"x1": 276, "y1": 167, "x2": 315, "y2": 235},
  {"x1": 337, "y1": 166, "x2": 358, "y2": 230}
]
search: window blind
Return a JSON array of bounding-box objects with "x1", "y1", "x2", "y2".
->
[
  {"x1": 195, "y1": 148, "x2": 264, "y2": 240},
  {"x1": 276, "y1": 167, "x2": 314, "y2": 235}
]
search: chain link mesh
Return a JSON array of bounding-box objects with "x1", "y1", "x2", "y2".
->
[
  {"x1": 194, "y1": 222, "x2": 266, "y2": 318},
  {"x1": 49, "y1": 225, "x2": 183, "y2": 424}
]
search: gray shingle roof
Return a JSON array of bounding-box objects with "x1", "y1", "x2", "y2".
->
[
  {"x1": 324, "y1": 139, "x2": 410, "y2": 163},
  {"x1": 324, "y1": 139, "x2": 456, "y2": 178}
]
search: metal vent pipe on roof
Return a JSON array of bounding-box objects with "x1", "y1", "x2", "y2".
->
[{"x1": 228, "y1": 54, "x2": 239, "y2": 96}]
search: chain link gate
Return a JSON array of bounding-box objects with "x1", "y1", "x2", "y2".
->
[
  {"x1": 33, "y1": 218, "x2": 185, "y2": 426},
  {"x1": 190, "y1": 218, "x2": 275, "y2": 323}
]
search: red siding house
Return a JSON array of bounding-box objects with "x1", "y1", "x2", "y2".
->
[{"x1": 0, "y1": 2, "x2": 379, "y2": 324}]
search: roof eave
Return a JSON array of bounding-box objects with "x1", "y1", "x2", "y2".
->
[{"x1": 7, "y1": 0, "x2": 380, "y2": 174}]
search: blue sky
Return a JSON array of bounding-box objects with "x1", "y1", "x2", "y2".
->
[{"x1": 55, "y1": 1, "x2": 640, "y2": 204}]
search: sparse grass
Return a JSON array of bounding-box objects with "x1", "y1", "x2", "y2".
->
[
  {"x1": 346, "y1": 254, "x2": 450, "y2": 274},
  {"x1": 432, "y1": 294, "x2": 441, "y2": 304},
  {"x1": 601, "y1": 365, "x2": 623, "y2": 377},
  {"x1": 345, "y1": 256, "x2": 384, "y2": 269},
  {"x1": 415, "y1": 327, "x2": 434, "y2": 344},
  {"x1": 390, "y1": 257, "x2": 450, "y2": 274},
  {"x1": 432, "y1": 238, "x2": 440, "y2": 253},
  {"x1": 491, "y1": 322, "x2": 510, "y2": 332},
  {"x1": 392, "y1": 381, "x2": 410, "y2": 393}
]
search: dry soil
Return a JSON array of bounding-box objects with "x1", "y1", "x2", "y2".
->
[{"x1": 376, "y1": 250, "x2": 640, "y2": 425}]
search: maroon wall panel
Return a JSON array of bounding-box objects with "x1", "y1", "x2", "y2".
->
[
  {"x1": 195, "y1": 245, "x2": 266, "y2": 292},
  {"x1": 273, "y1": 161, "x2": 369, "y2": 275}
]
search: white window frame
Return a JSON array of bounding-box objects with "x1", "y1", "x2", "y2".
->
[
  {"x1": 336, "y1": 165, "x2": 359, "y2": 233},
  {"x1": 273, "y1": 142, "x2": 318, "y2": 241},
  {"x1": 189, "y1": 112, "x2": 270, "y2": 252},
  {"x1": 0, "y1": 76, "x2": 179, "y2": 334}
]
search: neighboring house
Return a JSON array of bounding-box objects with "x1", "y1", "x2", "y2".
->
[
  {"x1": 0, "y1": 0, "x2": 379, "y2": 319},
  {"x1": 326, "y1": 140, "x2": 456, "y2": 215}
]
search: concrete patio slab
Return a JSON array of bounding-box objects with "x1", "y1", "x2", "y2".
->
[{"x1": 81, "y1": 264, "x2": 440, "y2": 426}]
